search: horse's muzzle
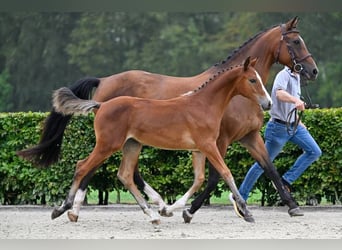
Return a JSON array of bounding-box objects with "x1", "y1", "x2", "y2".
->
[
  {"x1": 301, "y1": 67, "x2": 319, "y2": 81},
  {"x1": 260, "y1": 100, "x2": 272, "y2": 111}
]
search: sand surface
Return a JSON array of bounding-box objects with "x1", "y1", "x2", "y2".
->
[{"x1": 0, "y1": 204, "x2": 341, "y2": 239}]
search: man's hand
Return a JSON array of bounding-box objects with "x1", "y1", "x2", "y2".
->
[{"x1": 294, "y1": 99, "x2": 305, "y2": 111}]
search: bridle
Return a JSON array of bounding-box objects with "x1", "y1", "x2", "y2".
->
[
  {"x1": 275, "y1": 24, "x2": 318, "y2": 136},
  {"x1": 275, "y1": 24, "x2": 313, "y2": 74}
]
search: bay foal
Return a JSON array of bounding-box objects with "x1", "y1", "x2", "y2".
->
[{"x1": 51, "y1": 58, "x2": 271, "y2": 224}]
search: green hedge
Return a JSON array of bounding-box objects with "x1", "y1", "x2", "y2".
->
[{"x1": 0, "y1": 109, "x2": 341, "y2": 205}]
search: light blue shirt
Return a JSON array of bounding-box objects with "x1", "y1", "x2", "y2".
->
[{"x1": 269, "y1": 66, "x2": 301, "y2": 123}]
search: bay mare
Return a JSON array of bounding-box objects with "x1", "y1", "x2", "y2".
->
[
  {"x1": 52, "y1": 58, "x2": 272, "y2": 224},
  {"x1": 18, "y1": 17, "x2": 318, "y2": 222}
]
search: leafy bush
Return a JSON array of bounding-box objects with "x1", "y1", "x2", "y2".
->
[{"x1": 0, "y1": 109, "x2": 341, "y2": 205}]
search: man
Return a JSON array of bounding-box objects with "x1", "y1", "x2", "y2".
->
[{"x1": 230, "y1": 66, "x2": 322, "y2": 217}]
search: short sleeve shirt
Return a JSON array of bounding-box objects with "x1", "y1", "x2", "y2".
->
[{"x1": 269, "y1": 67, "x2": 301, "y2": 123}]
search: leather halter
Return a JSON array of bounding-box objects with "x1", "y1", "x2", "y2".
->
[{"x1": 275, "y1": 24, "x2": 313, "y2": 73}]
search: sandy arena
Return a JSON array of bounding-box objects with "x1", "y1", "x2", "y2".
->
[{"x1": 0, "y1": 204, "x2": 341, "y2": 239}]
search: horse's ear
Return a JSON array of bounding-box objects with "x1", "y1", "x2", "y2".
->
[
  {"x1": 286, "y1": 16, "x2": 299, "y2": 30},
  {"x1": 243, "y1": 56, "x2": 251, "y2": 71},
  {"x1": 250, "y1": 57, "x2": 258, "y2": 67}
]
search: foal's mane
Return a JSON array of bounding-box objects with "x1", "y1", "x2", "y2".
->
[{"x1": 182, "y1": 63, "x2": 243, "y2": 96}]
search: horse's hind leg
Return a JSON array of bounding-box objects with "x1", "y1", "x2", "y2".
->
[
  {"x1": 163, "y1": 151, "x2": 206, "y2": 216},
  {"x1": 133, "y1": 168, "x2": 169, "y2": 216},
  {"x1": 239, "y1": 132, "x2": 303, "y2": 216},
  {"x1": 51, "y1": 157, "x2": 88, "y2": 220},
  {"x1": 67, "y1": 188, "x2": 87, "y2": 222},
  {"x1": 67, "y1": 169, "x2": 97, "y2": 222},
  {"x1": 117, "y1": 139, "x2": 161, "y2": 224},
  {"x1": 66, "y1": 165, "x2": 168, "y2": 222},
  {"x1": 51, "y1": 144, "x2": 114, "y2": 220}
]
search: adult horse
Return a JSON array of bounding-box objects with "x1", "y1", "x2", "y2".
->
[
  {"x1": 18, "y1": 17, "x2": 318, "y2": 222},
  {"x1": 52, "y1": 57, "x2": 271, "y2": 224}
]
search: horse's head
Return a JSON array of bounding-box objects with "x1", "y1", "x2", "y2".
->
[
  {"x1": 241, "y1": 56, "x2": 272, "y2": 110},
  {"x1": 276, "y1": 16, "x2": 318, "y2": 81}
]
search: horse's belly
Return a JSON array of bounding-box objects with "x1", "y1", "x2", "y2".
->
[{"x1": 131, "y1": 130, "x2": 197, "y2": 151}]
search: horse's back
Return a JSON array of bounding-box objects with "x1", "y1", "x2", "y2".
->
[{"x1": 94, "y1": 70, "x2": 209, "y2": 102}]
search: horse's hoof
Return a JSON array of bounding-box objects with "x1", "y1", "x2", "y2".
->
[
  {"x1": 151, "y1": 219, "x2": 161, "y2": 225},
  {"x1": 288, "y1": 207, "x2": 304, "y2": 217},
  {"x1": 159, "y1": 207, "x2": 173, "y2": 217},
  {"x1": 67, "y1": 211, "x2": 79, "y2": 222},
  {"x1": 51, "y1": 208, "x2": 63, "y2": 220},
  {"x1": 182, "y1": 209, "x2": 193, "y2": 224},
  {"x1": 243, "y1": 215, "x2": 255, "y2": 223}
]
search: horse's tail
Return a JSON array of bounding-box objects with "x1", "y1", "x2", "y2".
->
[
  {"x1": 17, "y1": 77, "x2": 100, "y2": 167},
  {"x1": 53, "y1": 87, "x2": 101, "y2": 115}
]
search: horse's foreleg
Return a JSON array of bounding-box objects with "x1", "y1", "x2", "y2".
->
[
  {"x1": 184, "y1": 138, "x2": 229, "y2": 223},
  {"x1": 118, "y1": 139, "x2": 161, "y2": 224},
  {"x1": 240, "y1": 132, "x2": 303, "y2": 216},
  {"x1": 164, "y1": 151, "x2": 206, "y2": 216},
  {"x1": 182, "y1": 164, "x2": 220, "y2": 223},
  {"x1": 203, "y1": 143, "x2": 254, "y2": 223}
]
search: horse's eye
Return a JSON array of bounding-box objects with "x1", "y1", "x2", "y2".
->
[
  {"x1": 249, "y1": 79, "x2": 257, "y2": 84},
  {"x1": 293, "y1": 39, "x2": 300, "y2": 45}
]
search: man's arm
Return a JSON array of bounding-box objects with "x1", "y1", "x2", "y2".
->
[
  {"x1": 276, "y1": 89, "x2": 306, "y2": 127},
  {"x1": 276, "y1": 89, "x2": 305, "y2": 111}
]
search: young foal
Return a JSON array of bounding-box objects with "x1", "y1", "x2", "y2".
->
[{"x1": 51, "y1": 57, "x2": 271, "y2": 224}]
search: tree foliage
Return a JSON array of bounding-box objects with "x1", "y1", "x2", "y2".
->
[
  {"x1": 1, "y1": 12, "x2": 342, "y2": 111},
  {"x1": 0, "y1": 69, "x2": 12, "y2": 111}
]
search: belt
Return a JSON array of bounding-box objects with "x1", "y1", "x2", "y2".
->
[{"x1": 272, "y1": 118, "x2": 295, "y2": 126}]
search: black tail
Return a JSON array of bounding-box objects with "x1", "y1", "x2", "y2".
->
[{"x1": 17, "y1": 77, "x2": 100, "y2": 167}]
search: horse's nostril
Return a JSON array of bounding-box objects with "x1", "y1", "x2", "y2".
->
[{"x1": 313, "y1": 69, "x2": 318, "y2": 75}]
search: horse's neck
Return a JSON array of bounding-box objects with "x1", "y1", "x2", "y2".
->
[
  {"x1": 193, "y1": 68, "x2": 241, "y2": 115},
  {"x1": 210, "y1": 27, "x2": 278, "y2": 84}
]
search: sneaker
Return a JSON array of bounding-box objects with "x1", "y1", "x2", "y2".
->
[{"x1": 229, "y1": 193, "x2": 244, "y2": 218}]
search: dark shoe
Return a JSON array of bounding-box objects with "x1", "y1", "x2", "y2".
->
[{"x1": 229, "y1": 193, "x2": 244, "y2": 218}]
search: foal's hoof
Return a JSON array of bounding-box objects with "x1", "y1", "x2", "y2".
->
[
  {"x1": 182, "y1": 209, "x2": 193, "y2": 224},
  {"x1": 67, "y1": 211, "x2": 79, "y2": 222},
  {"x1": 288, "y1": 207, "x2": 304, "y2": 217},
  {"x1": 51, "y1": 208, "x2": 63, "y2": 220},
  {"x1": 151, "y1": 219, "x2": 161, "y2": 225},
  {"x1": 159, "y1": 207, "x2": 173, "y2": 217}
]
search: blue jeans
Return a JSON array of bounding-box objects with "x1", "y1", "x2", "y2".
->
[{"x1": 239, "y1": 120, "x2": 322, "y2": 201}]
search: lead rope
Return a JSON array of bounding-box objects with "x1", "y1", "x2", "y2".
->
[
  {"x1": 286, "y1": 107, "x2": 303, "y2": 136},
  {"x1": 286, "y1": 80, "x2": 319, "y2": 136}
]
